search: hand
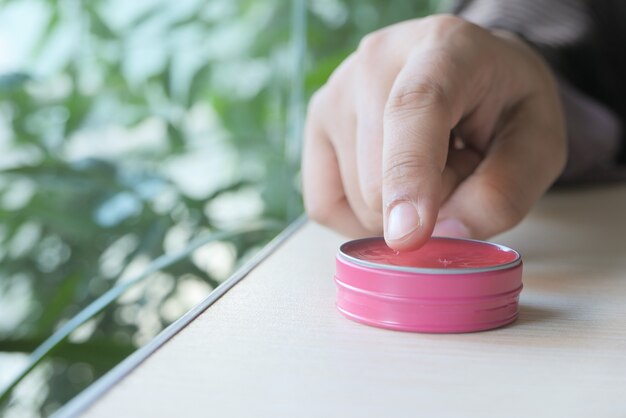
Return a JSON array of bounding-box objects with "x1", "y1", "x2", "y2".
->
[{"x1": 302, "y1": 15, "x2": 566, "y2": 250}]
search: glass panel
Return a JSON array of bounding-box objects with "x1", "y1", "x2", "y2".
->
[{"x1": 0, "y1": 0, "x2": 435, "y2": 416}]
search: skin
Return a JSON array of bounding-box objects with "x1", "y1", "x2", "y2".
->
[{"x1": 302, "y1": 15, "x2": 567, "y2": 251}]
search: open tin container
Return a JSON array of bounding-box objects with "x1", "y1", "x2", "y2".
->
[{"x1": 335, "y1": 237, "x2": 523, "y2": 333}]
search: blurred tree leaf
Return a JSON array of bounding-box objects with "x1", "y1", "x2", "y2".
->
[
  {"x1": 0, "y1": 72, "x2": 32, "y2": 93},
  {"x1": 87, "y1": 5, "x2": 117, "y2": 40},
  {"x1": 0, "y1": 338, "x2": 135, "y2": 366}
]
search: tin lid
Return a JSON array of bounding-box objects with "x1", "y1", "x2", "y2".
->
[{"x1": 339, "y1": 237, "x2": 521, "y2": 274}]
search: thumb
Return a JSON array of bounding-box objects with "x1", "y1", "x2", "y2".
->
[{"x1": 434, "y1": 101, "x2": 566, "y2": 241}]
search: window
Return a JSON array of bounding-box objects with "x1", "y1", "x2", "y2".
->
[{"x1": 0, "y1": 1, "x2": 435, "y2": 416}]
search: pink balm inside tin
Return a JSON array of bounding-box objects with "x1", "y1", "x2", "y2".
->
[{"x1": 335, "y1": 237, "x2": 523, "y2": 333}]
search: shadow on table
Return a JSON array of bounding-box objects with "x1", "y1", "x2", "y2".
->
[{"x1": 514, "y1": 304, "x2": 563, "y2": 327}]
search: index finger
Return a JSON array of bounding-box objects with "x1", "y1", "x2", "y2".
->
[{"x1": 382, "y1": 49, "x2": 469, "y2": 250}]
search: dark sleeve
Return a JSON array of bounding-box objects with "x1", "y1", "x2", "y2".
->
[{"x1": 451, "y1": 0, "x2": 626, "y2": 182}]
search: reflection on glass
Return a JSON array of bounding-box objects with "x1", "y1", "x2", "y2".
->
[{"x1": 0, "y1": 0, "x2": 435, "y2": 416}]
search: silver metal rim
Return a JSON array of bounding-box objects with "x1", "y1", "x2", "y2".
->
[{"x1": 338, "y1": 237, "x2": 521, "y2": 275}]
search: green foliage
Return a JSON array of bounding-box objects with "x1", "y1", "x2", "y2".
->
[
  {"x1": 0, "y1": 224, "x2": 276, "y2": 407},
  {"x1": 0, "y1": 0, "x2": 436, "y2": 416}
]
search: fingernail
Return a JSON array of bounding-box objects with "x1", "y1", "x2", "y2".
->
[
  {"x1": 433, "y1": 218, "x2": 470, "y2": 239},
  {"x1": 387, "y1": 201, "x2": 420, "y2": 241}
]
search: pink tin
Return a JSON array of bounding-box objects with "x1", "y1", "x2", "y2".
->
[{"x1": 335, "y1": 237, "x2": 523, "y2": 333}]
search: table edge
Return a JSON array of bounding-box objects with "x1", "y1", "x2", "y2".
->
[{"x1": 54, "y1": 215, "x2": 308, "y2": 418}]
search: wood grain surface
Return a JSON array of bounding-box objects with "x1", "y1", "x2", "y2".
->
[{"x1": 82, "y1": 185, "x2": 626, "y2": 418}]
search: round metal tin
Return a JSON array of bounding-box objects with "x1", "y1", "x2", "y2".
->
[{"x1": 334, "y1": 237, "x2": 523, "y2": 333}]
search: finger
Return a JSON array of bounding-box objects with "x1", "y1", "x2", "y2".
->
[
  {"x1": 440, "y1": 145, "x2": 482, "y2": 204},
  {"x1": 434, "y1": 98, "x2": 566, "y2": 239},
  {"x1": 382, "y1": 50, "x2": 467, "y2": 251},
  {"x1": 326, "y1": 55, "x2": 384, "y2": 233},
  {"x1": 354, "y1": 38, "x2": 398, "y2": 216},
  {"x1": 302, "y1": 90, "x2": 369, "y2": 237}
]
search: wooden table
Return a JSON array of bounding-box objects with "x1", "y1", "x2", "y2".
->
[{"x1": 64, "y1": 185, "x2": 626, "y2": 418}]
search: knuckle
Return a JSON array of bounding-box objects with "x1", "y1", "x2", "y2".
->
[
  {"x1": 384, "y1": 151, "x2": 440, "y2": 184},
  {"x1": 357, "y1": 31, "x2": 386, "y2": 54},
  {"x1": 424, "y1": 14, "x2": 474, "y2": 36},
  {"x1": 326, "y1": 53, "x2": 357, "y2": 89},
  {"x1": 307, "y1": 86, "x2": 336, "y2": 122},
  {"x1": 385, "y1": 79, "x2": 448, "y2": 117}
]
